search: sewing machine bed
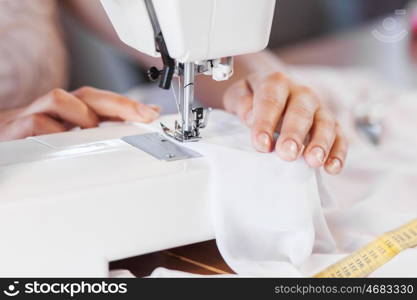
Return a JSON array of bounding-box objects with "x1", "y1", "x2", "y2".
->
[{"x1": 0, "y1": 111, "x2": 244, "y2": 277}]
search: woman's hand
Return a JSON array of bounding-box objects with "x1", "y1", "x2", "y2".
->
[
  {"x1": 0, "y1": 87, "x2": 160, "y2": 142},
  {"x1": 223, "y1": 72, "x2": 348, "y2": 175}
]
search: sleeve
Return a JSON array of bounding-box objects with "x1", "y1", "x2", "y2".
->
[{"x1": 0, "y1": 0, "x2": 68, "y2": 110}]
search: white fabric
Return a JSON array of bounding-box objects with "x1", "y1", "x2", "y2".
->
[
  {"x1": 137, "y1": 67, "x2": 417, "y2": 278},
  {"x1": 291, "y1": 67, "x2": 417, "y2": 277},
  {"x1": 186, "y1": 134, "x2": 334, "y2": 277}
]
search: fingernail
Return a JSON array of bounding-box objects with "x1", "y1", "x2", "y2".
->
[
  {"x1": 326, "y1": 158, "x2": 342, "y2": 175},
  {"x1": 147, "y1": 107, "x2": 160, "y2": 119},
  {"x1": 137, "y1": 104, "x2": 159, "y2": 119},
  {"x1": 245, "y1": 110, "x2": 254, "y2": 126},
  {"x1": 297, "y1": 144, "x2": 306, "y2": 159},
  {"x1": 280, "y1": 139, "x2": 299, "y2": 161},
  {"x1": 149, "y1": 104, "x2": 161, "y2": 113},
  {"x1": 256, "y1": 132, "x2": 271, "y2": 152},
  {"x1": 309, "y1": 147, "x2": 325, "y2": 166}
]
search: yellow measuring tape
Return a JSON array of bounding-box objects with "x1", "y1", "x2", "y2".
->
[{"x1": 314, "y1": 219, "x2": 417, "y2": 278}]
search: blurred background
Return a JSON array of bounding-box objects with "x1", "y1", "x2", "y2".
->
[
  {"x1": 270, "y1": 0, "x2": 410, "y2": 45},
  {"x1": 61, "y1": 0, "x2": 416, "y2": 93}
]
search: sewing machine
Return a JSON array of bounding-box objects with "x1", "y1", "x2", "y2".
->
[
  {"x1": 0, "y1": 0, "x2": 275, "y2": 276},
  {"x1": 102, "y1": 0, "x2": 275, "y2": 142}
]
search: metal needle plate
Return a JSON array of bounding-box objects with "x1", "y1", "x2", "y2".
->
[{"x1": 122, "y1": 133, "x2": 202, "y2": 161}]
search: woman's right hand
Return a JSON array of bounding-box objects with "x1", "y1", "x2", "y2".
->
[{"x1": 0, "y1": 86, "x2": 160, "y2": 142}]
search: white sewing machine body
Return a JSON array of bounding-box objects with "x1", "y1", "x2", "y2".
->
[
  {"x1": 0, "y1": 111, "x2": 245, "y2": 277},
  {"x1": 101, "y1": 0, "x2": 275, "y2": 62},
  {"x1": 101, "y1": 0, "x2": 276, "y2": 142},
  {"x1": 0, "y1": 0, "x2": 277, "y2": 276}
]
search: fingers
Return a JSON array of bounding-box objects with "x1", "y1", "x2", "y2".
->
[
  {"x1": 250, "y1": 73, "x2": 290, "y2": 153},
  {"x1": 0, "y1": 86, "x2": 161, "y2": 142},
  {"x1": 223, "y1": 79, "x2": 254, "y2": 125},
  {"x1": 22, "y1": 89, "x2": 99, "y2": 129},
  {"x1": 276, "y1": 86, "x2": 319, "y2": 161},
  {"x1": 72, "y1": 87, "x2": 160, "y2": 123},
  {"x1": 0, "y1": 114, "x2": 66, "y2": 142},
  {"x1": 324, "y1": 124, "x2": 348, "y2": 175},
  {"x1": 222, "y1": 70, "x2": 348, "y2": 174},
  {"x1": 303, "y1": 109, "x2": 336, "y2": 168}
]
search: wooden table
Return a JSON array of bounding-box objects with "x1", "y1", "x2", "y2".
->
[{"x1": 110, "y1": 240, "x2": 233, "y2": 277}]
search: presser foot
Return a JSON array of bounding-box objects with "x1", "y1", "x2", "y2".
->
[
  {"x1": 160, "y1": 107, "x2": 211, "y2": 143},
  {"x1": 160, "y1": 122, "x2": 201, "y2": 143}
]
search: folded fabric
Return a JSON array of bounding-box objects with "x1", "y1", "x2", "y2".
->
[{"x1": 186, "y1": 133, "x2": 335, "y2": 277}]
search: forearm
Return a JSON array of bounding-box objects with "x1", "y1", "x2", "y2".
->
[{"x1": 0, "y1": 0, "x2": 68, "y2": 110}]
